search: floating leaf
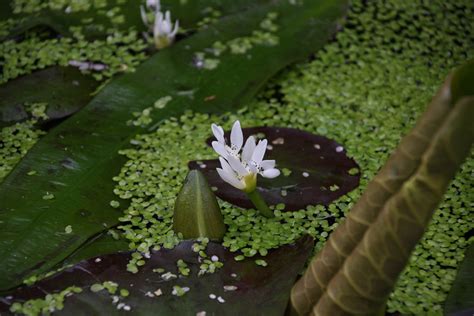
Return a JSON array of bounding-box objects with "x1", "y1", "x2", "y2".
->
[
  {"x1": 0, "y1": 0, "x2": 349, "y2": 291},
  {"x1": 173, "y1": 170, "x2": 226, "y2": 240},
  {"x1": 0, "y1": 237, "x2": 313, "y2": 316},
  {"x1": 0, "y1": 67, "x2": 98, "y2": 127},
  {"x1": 189, "y1": 127, "x2": 360, "y2": 211}
]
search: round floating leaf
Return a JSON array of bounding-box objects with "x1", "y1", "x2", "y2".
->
[
  {"x1": 0, "y1": 237, "x2": 313, "y2": 316},
  {"x1": 189, "y1": 127, "x2": 360, "y2": 211}
]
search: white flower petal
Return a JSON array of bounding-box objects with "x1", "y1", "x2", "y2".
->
[
  {"x1": 251, "y1": 139, "x2": 267, "y2": 165},
  {"x1": 248, "y1": 162, "x2": 258, "y2": 174},
  {"x1": 227, "y1": 156, "x2": 249, "y2": 178},
  {"x1": 230, "y1": 120, "x2": 243, "y2": 152},
  {"x1": 262, "y1": 168, "x2": 280, "y2": 178},
  {"x1": 147, "y1": 0, "x2": 159, "y2": 10},
  {"x1": 140, "y1": 5, "x2": 149, "y2": 26},
  {"x1": 217, "y1": 168, "x2": 244, "y2": 190},
  {"x1": 163, "y1": 11, "x2": 172, "y2": 33},
  {"x1": 219, "y1": 157, "x2": 234, "y2": 176},
  {"x1": 260, "y1": 160, "x2": 275, "y2": 170},
  {"x1": 211, "y1": 123, "x2": 225, "y2": 144},
  {"x1": 154, "y1": 11, "x2": 163, "y2": 36},
  {"x1": 212, "y1": 141, "x2": 228, "y2": 158},
  {"x1": 241, "y1": 136, "x2": 256, "y2": 164},
  {"x1": 171, "y1": 20, "x2": 179, "y2": 37}
]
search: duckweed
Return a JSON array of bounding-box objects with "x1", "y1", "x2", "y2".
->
[
  {"x1": 111, "y1": 0, "x2": 473, "y2": 314},
  {"x1": 196, "y1": 7, "x2": 222, "y2": 30},
  {"x1": 89, "y1": 281, "x2": 120, "y2": 295},
  {"x1": 0, "y1": 102, "x2": 49, "y2": 182},
  {"x1": 195, "y1": 12, "x2": 279, "y2": 70},
  {"x1": 171, "y1": 285, "x2": 190, "y2": 297},
  {"x1": 1, "y1": 29, "x2": 147, "y2": 83},
  {"x1": 9, "y1": 286, "x2": 82, "y2": 315},
  {"x1": 0, "y1": 0, "x2": 472, "y2": 314},
  {"x1": 177, "y1": 259, "x2": 190, "y2": 276}
]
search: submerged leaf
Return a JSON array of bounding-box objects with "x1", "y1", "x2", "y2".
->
[
  {"x1": 189, "y1": 127, "x2": 360, "y2": 211},
  {"x1": 173, "y1": 170, "x2": 226, "y2": 240},
  {"x1": 0, "y1": 237, "x2": 313, "y2": 316}
]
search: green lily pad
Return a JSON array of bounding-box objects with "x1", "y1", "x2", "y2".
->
[
  {"x1": 0, "y1": 236, "x2": 313, "y2": 316},
  {"x1": 0, "y1": 66, "x2": 98, "y2": 127},
  {"x1": 189, "y1": 126, "x2": 360, "y2": 211}
]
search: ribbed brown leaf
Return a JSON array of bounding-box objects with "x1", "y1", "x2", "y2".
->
[{"x1": 289, "y1": 61, "x2": 474, "y2": 315}]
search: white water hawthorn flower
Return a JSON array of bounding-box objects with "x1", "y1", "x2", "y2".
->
[
  {"x1": 140, "y1": 0, "x2": 179, "y2": 50},
  {"x1": 211, "y1": 121, "x2": 279, "y2": 218},
  {"x1": 212, "y1": 121, "x2": 280, "y2": 193}
]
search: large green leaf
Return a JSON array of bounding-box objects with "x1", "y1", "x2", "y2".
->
[
  {"x1": 0, "y1": 0, "x2": 349, "y2": 291},
  {"x1": 289, "y1": 61, "x2": 474, "y2": 314},
  {"x1": 0, "y1": 237, "x2": 313, "y2": 315}
]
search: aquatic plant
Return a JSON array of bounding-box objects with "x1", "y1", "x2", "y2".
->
[{"x1": 212, "y1": 120, "x2": 280, "y2": 217}]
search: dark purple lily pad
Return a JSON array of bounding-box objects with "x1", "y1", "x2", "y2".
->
[
  {"x1": 189, "y1": 127, "x2": 360, "y2": 211},
  {"x1": 0, "y1": 236, "x2": 313, "y2": 316}
]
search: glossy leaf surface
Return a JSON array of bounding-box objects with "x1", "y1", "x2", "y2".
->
[
  {"x1": 0, "y1": 0, "x2": 349, "y2": 291},
  {"x1": 0, "y1": 67, "x2": 98, "y2": 127},
  {"x1": 0, "y1": 237, "x2": 313, "y2": 316}
]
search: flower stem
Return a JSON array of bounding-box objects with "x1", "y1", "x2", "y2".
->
[{"x1": 246, "y1": 189, "x2": 274, "y2": 218}]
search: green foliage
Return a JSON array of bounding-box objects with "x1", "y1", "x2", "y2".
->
[
  {"x1": 9, "y1": 286, "x2": 82, "y2": 315},
  {"x1": 0, "y1": 30, "x2": 147, "y2": 83},
  {"x1": 0, "y1": 104, "x2": 46, "y2": 181},
  {"x1": 114, "y1": 115, "x2": 343, "y2": 263},
  {"x1": 0, "y1": 0, "x2": 472, "y2": 314},
  {"x1": 173, "y1": 170, "x2": 226, "y2": 240},
  {"x1": 0, "y1": 0, "x2": 348, "y2": 291}
]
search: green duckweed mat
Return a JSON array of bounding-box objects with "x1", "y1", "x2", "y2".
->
[{"x1": 1, "y1": 0, "x2": 473, "y2": 314}]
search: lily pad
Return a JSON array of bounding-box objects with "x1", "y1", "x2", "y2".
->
[
  {"x1": 189, "y1": 127, "x2": 360, "y2": 211},
  {"x1": 0, "y1": 66, "x2": 98, "y2": 127},
  {"x1": 0, "y1": 236, "x2": 313, "y2": 316}
]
